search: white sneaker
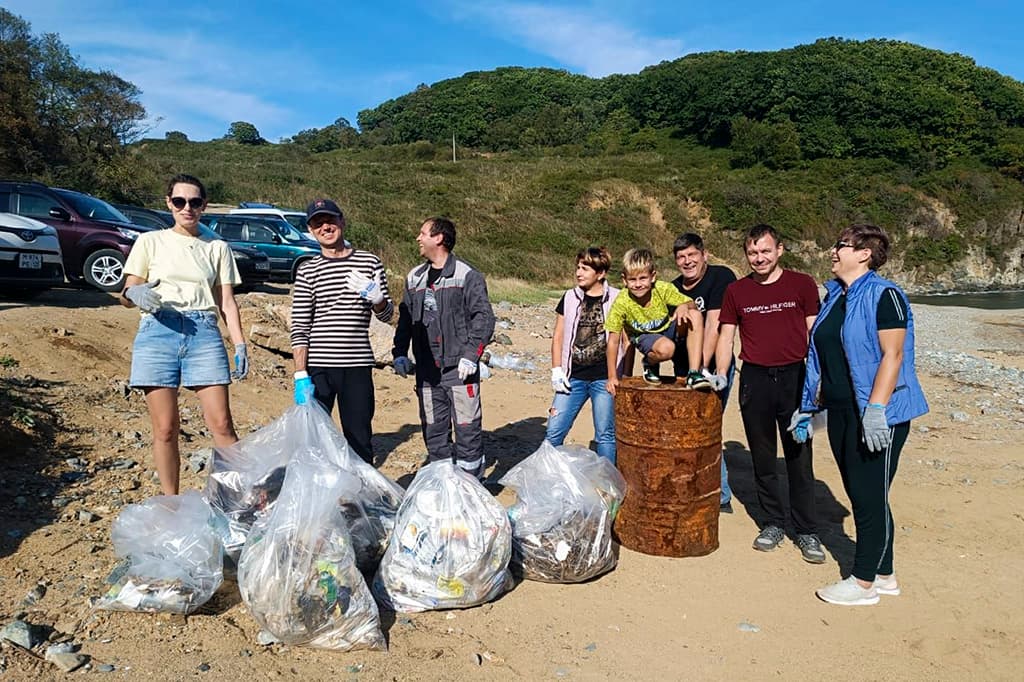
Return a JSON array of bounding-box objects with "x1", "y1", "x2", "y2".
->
[
  {"x1": 816, "y1": 576, "x2": 880, "y2": 606},
  {"x1": 873, "y1": 574, "x2": 900, "y2": 596}
]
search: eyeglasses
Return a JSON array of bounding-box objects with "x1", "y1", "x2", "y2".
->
[
  {"x1": 170, "y1": 197, "x2": 205, "y2": 210},
  {"x1": 308, "y1": 215, "x2": 338, "y2": 229},
  {"x1": 832, "y1": 240, "x2": 856, "y2": 251}
]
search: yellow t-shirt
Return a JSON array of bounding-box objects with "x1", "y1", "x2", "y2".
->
[
  {"x1": 123, "y1": 228, "x2": 241, "y2": 313},
  {"x1": 605, "y1": 280, "x2": 693, "y2": 338}
]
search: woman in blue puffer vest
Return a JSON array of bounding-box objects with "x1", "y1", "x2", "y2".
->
[{"x1": 789, "y1": 224, "x2": 928, "y2": 607}]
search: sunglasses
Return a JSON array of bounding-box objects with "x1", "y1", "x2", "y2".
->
[
  {"x1": 170, "y1": 196, "x2": 205, "y2": 210},
  {"x1": 832, "y1": 240, "x2": 856, "y2": 251}
]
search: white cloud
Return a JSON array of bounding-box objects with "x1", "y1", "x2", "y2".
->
[{"x1": 456, "y1": 2, "x2": 684, "y2": 76}]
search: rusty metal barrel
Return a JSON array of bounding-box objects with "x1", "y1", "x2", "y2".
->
[{"x1": 613, "y1": 376, "x2": 722, "y2": 557}]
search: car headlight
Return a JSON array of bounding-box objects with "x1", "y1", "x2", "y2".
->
[
  {"x1": 116, "y1": 227, "x2": 141, "y2": 241},
  {"x1": 232, "y1": 251, "x2": 251, "y2": 262}
]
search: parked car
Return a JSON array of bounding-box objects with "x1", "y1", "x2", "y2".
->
[
  {"x1": 0, "y1": 212, "x2": 65, "y2": 297},
  {"x1": 228, "y1": 206, "x2": 309, "y2": 232},
  {"x1": 113, "y1": 204, "x2": 272, "y2": 291},
  {"x1": 0, "y1": 181, "x2": 152, "y2": 291},
  {"x1": 202, "y1": 214, "x2": 321, "y2": 281}
]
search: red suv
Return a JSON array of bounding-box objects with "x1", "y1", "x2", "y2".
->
[{"x1": 0, "y1": 181, "x2": 153, "y2": 291}]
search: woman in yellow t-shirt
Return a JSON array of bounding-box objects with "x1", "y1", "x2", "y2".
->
[{"x1": 120, "y1": 174, "x2": 247, "y2": 495}]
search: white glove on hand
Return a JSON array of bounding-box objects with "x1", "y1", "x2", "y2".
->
[
  {"x1": 346, "y1": 271, "x2": 384, "y2": 305},
  {"x1": 550, "y1": 367, "x2": 571, "y2": 393},
  {"x1": 125, "y1": 280, "x2": 162, "y2": 313},
  {"x1": 457, "y1": 358, "x2": 478, "y2": 381},
  {"x1": 703, "y1": 369, "x2": 728, "y2": 392}
]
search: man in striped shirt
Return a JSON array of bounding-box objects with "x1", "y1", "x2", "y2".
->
[{"x1": 290, "y1": 198, "x2": 394, "y2": 465}]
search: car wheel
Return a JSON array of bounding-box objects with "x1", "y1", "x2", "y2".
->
[{"x1": 83, "y1": 249, "x2": 127, "y2": 292}]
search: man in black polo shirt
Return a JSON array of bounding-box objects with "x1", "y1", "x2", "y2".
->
[{"x1": 670, "y1": 233, "x2": 737, "y2": 513}]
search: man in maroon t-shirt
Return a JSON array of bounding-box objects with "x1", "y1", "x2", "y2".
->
[{"x1": 713, "y1": 224, "x2": 825, "y2": 564}]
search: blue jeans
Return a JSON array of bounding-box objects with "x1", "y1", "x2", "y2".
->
[
  {"x1": 545, "y1": 377, "x2": 616, "y2": 464},
  {"x1": 130, "y1": 310, "x2": 230, "y2": 388}
]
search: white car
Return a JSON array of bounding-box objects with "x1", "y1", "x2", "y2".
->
[
  {"x1": 228, "y1": 207, "x2": 309, "y2": 232},
  {"x1": 0, "y1": 212, "x2": 65, "y2": 297}
]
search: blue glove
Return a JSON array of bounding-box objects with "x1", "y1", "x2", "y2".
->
[
  {"x1": 294, "y1": 372, "x2": 314, "y2": 404},
  {"x1": 457, "y1": 358, "x2": 478, "y2": 381},
  {"x1": 393, "y1": 356, "x2": 412, "y2": 377},
  {"x1": 787, "y1": 411, "x2": 814, "y2": 443},
  {"x1": 232, "y1": 343, "x2": 249, "y2": 380},
  {"x1": 862, "y1": 403, "x2": 891, "y2": 452}
]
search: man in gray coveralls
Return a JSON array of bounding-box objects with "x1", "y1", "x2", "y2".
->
[{"x1": 391, "y1": 217, "x2": 496, "y2": 478}]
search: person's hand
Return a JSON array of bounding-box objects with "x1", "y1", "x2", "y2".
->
[
  {"x1": 605, "y1": 376, "x2": 619, "y2": 396},
  {"x1": 703, "y1": 369, "x2": 728, "y2": 392},
  {"x1": 125, "y1": 280, "x2": 162, "y2": 313},
  {"x1": 862, "y1": 403, "x2": 891, "y2": 452},
  {"x1": 232, "y1": 343, "x2": 249, "y2": 380},
  {"x1": 393, "y1": 356, "x2": 411, "y2": 377},
  {"x1": 787, "y1": 410, "x2": 814, "y2": 443},
  {"x1": 346, "y1": 272, "x2": 384, "y2": 305},
  {"x1": 550, "y1": 367, "x2": 571, "y2": 393},
  {"x1": 294, "y1": 371, "x2": 313, "y2": 404},
  {"x1": 457, "y1": 358, "x2": 478, "y2": 381}
]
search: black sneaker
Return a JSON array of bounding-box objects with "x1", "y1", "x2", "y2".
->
[
  {"x1": 719, "y1": 501, "x2": 734, "y2": 514},
  {"x1": 752, "y1": 525, "x2": 785, "y2": 551},
  {"x1": 642, "y1": 363, "x2": 661, "y2": 385},
  {"x1": 796, "y1": 533, "x2": 826, "y2": 564},
  {"x1": 686, "y1": 370, "x2": 711, "y2": 391}
]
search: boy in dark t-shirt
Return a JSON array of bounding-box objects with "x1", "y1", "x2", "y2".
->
[{"x1": 546, "y1": 247, "x2": 621, "y2": 463}]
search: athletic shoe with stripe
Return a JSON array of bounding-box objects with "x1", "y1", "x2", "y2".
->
[{"x1": 816, "y1": 576, "x2": 880, "y2": 606}]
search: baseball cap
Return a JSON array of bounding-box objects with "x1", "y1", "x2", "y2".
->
[{"x1": 305, "y1": 198, "x2": 343, "y2": 223}]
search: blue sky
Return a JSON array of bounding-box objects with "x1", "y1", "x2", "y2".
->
[{"x1": 6, "y1": 1, "x2": 1023, "y2": 142}]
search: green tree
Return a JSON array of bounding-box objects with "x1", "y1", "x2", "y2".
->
[
  {"x1": 227, "y1": 121, "x2": 264, "y2": 145},
  {"x1": 165, "y1": 130, "x2": 188, "y2": 142}
]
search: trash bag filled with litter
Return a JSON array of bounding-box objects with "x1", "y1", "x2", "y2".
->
[
  {"x1": 97, "y1": 490, "x2": 224, "y2": 614},
  {"x1": 238, "y1": 442, "x2": 385, "y2": 650},
  {"x1": 500, "y1": 443, "x2": 627, "y2": 583},
  {"x1": 373, "y1": 460, "x2": 512, "y2": 612},
  {"x1": 206, "y1": 402, "x2": 403, "y2": 575}
]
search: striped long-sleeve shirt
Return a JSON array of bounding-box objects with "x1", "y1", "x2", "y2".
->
[{"x1": 290, "y1": 250, "x2": 394, "y2": 367}]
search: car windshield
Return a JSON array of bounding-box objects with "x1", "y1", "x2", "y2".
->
[
  {"x1": 266, "y1": 219, "x2": 307, "y2": 243},
  {"x1": 196, "y1": 224, "x2": 223, "y2": 241},
  {"x1": 283, "y1": 215, "x2": 307, "y2": 231},
  {"x1": 55, "y1": 190, "x2": 130, "y2": 223}
]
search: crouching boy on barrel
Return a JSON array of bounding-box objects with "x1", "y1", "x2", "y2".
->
[{"x1": 604, "y1": 248, "x2": 709, "y2": 394}]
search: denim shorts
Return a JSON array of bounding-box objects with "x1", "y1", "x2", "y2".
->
[
  {"x1": 634, "y1": 320, "x2": 677, "y2": 355},
  {"x1": 129, "y1": 310, "x2": 231, "y2": 388}
]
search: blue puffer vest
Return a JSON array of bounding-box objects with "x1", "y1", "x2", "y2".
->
[{"x1": 801, "y1": 270, "x2": 929, "y2": 425}]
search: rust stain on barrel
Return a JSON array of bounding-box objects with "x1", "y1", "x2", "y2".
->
[{"x1": 614, "y1": 377, "x2": 722, "y2": 557}]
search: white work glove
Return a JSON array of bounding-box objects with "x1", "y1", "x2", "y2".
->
[
  {"x1": 125, "y1": 279, "x2": 162, "y2": 313},
  {"x1": 457, "y1": 358, "x2": 478, "y2": 381},
  {"x1": 550, "y1": 367, "x2": 571, "y2": 393},
  {"x1": 704, "y1": 369, "x2": 728, "y2": 392},
  {"x1": 393, "y1": 356, "x2": 412, "y2": 377},
  {"x1": 346, "y1": 271, "x2": 384, "y2": 305}
]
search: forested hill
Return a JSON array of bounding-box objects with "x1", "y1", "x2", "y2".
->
[{"x1": 356, "y1": 39, "x2": 1024, "y2": 175}]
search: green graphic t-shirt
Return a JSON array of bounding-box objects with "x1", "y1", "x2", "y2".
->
[{"x1": 605, "y1": 280, "x2": 692, "y2": 339}]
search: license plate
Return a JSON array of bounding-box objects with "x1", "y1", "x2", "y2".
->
[
  {"x1": 255, "y1": 262, "x2": 270, "y2": 271},
  {"x1": 18, "y1": 253, "x2": 42, "y2": 270}
]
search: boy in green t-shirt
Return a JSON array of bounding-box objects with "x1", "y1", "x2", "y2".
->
[{"x1": 605, "y1": 248, "x2": 709, "y2": 393}]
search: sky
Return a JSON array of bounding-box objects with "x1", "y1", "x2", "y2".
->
[{"x1": 5, "y1": 1, "x2": 1024, "y2": 142}]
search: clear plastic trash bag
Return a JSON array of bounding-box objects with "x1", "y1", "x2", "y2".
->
[
  {"x1": 500, "y1": 442, "x2": 627, "y2": 583},
  {"x1": 206, "y1": 402, "x2": 404, "y2": 575},
  {"x1": 373, "y1": 460, "x2": 513, "y2": 612},
  {"x1": 237, "y1": 446, "x2": 385, "y2": 650},
  {"x1": 96, "y1": 490, "x2": 224, "y2": 614}
]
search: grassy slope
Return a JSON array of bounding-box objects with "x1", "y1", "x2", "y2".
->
[{"x1": 126, "y1": 135, "x2": 1024, "y2": 291}]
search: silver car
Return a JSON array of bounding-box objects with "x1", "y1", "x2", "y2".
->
[{"x1": 0, "y1": 212, "x2": 65, "y2": 297}]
